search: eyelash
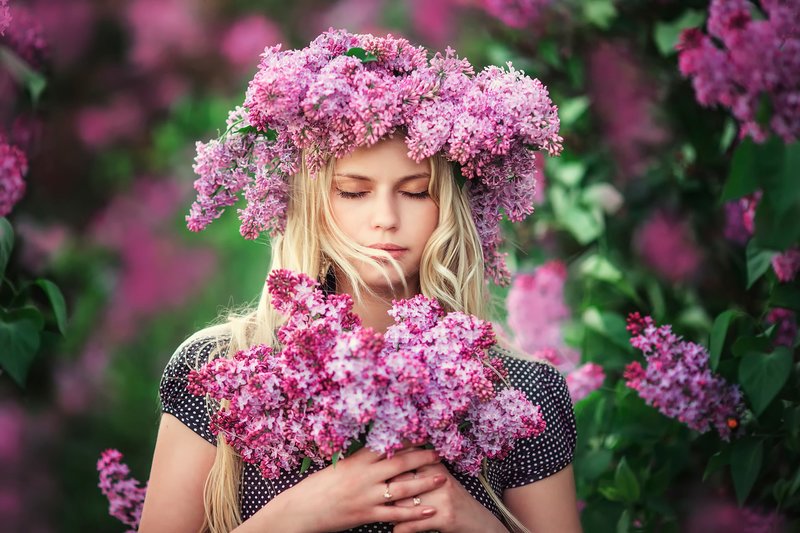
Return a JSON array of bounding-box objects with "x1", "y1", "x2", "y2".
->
[{"x1": 335, "y1": 190, "x2": 430, "y2": 200}]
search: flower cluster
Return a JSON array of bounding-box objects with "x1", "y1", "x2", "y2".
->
[
  {"x1": 677, "y1": 0, "x2": 800, "y2": 143},
  {"x1": 186, "y1": 29, "x2": 563, "y2": 285},
  {"x1": 96, "y1": 449, "x2": 147, "y2": 532},
  {"x1": 633, "y1": 210, "x2": 703, "y2": 284},
  {"x1": 0, "y1": 139, "x2": 28, "y2": 217},
  {"x1": 723, "y1": 191, "x2": 800, "y2": 283},
  {"x1": 765, "y1": 307, "x2": 797, "y2": 348},
  {"x1": 1, "y1": 0, "x2": 10, "y2": 35},
  {"x1": 566, "y1": 363, "x2": 605, "y2": 403},
  {"x1": 188, "y1": 269, "x2": 545, "y2": 478},
  {"x1": 623, "y1": 313, "x2": 745, "y2": 440},
  {"x1": 476, "y1": 0, "x2": 552, "y2": 29}
]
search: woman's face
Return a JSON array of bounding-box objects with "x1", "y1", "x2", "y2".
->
[{"x1": 331, "y1": 135, "x2": 439, "y2": 294}]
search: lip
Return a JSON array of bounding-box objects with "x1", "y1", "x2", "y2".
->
[{"x1": 368, "y1": 243, "x2": 408, "y2": 259}]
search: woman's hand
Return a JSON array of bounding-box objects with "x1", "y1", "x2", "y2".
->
[
  {"x1": 388, "y1": 463, "x2": 509, "y2": 533},
  {"x1": 269, "y1": 446, "x2": 447, "y2": 533}
]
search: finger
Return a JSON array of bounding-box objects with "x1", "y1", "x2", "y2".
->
[
  {"x1": 388, "y1": 471, "x2": 417, "y2": 483},
  {"x1": 382, "y1": 474, "x2": 446, "y2": 505},
  {"x1": 393, "y1": 518, "x2": 437, "y2": 533},
  {"x1": 372, "y1": 503, "x2": 436, "y2": 525},
  {"x1": 377, "y1": 449, "x2": 440, "y2": 480},
  {"x1": 393, "y1": 497, "x2": 415, "y2": 508}
]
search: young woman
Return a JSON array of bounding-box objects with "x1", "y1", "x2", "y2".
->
[{"x1": 139, "y1": 30, "x2": 581, "y2": 533}]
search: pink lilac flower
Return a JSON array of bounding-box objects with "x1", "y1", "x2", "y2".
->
[
  {"x1": 772, "y1": 248, "x2": 800, "y2": 283},
  {"x1": 28, "y1": 0, "x2": 94, "y2": 69},
  {"x1": 765, "y1": 308, "x2": 797, "y2": 348},
  {"x1": 76, "y1": 95, "x2": 146, "y2": 149},
  {"x1": 633, "y1": 210, "x2": 703, "y2": 284},
  {"x1": 677, "y1": 0, "x2": 800, "y2": 143},
  {"x1": 506, "y1": 261, "x2": 580, "y2": 372},
  {"x1": 475, "y1": 0, "x2": 553, "y2": 29},
  {"x1": 588, "y1": 41, "x2": 669, "y2": 182},
  {"x1": 125, "y1": 0, "x2": 205, "y2": 70},
  {"x1": 14, "y1": 218, "x2": 69, "y2": 273},
  {"x1": 624, "y1": 312, "x2": 745, "y2": 440},
  {"x1": 0, "y1": 0, "x2": 9, "y2": 36},
  {"x1": 566, "y1": 363, "x2": 605, "y2": 402},
  {"x1": 189, "y1": 269, "x2": 545, "y2": 478},
  {"x1": 97, "y1": 449, "x2": 147, "y2": 531},
  {"x1": 189, "y1": 29, "x2": 562, "y2": 285},
  {"x1": 220, "y1": 14, "x2": 283, "y2": 73},
  {"x1": 409, "y1": 0, "x2": 459, "y2": 46},
  {"x1": 0, "y1": 5, "x2": 47, "y2": 69},
  {"x1": 0, "y1": 140, "x2": 28, "y2": 217}
]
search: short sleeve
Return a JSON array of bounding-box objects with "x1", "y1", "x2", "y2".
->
[
  {"x1": 159, "y1": 337, "x2": 228, "y2": 446},
  {"x1": 497, "y1": 355, "x2": 577, "y2": 490}
]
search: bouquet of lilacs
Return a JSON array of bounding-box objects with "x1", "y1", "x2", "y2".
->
[{"x1": 187, "y1": 269, "x2": 546, "y2": 478}]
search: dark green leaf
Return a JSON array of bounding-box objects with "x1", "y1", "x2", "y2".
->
[
  {"x1": 575, "y1": 448, "x2": 613, "y2": 480},
  {"x1": 769, "y1": 283, "x2": 800, "y2": 312},
  {"x1": 739, "y1": 346, "x2": 792, "y2": 415},
  {"x1": 616, "y1": 509, "x2": 630, "y2": 533},
  {"x1": 709, "y1": 310, "x2": 745, "y2": 370},
  {"x1": 598, "y1": 483, "x2": 622, "y2": 502},
  {"x1": 753, "y1": 197, "x2": 800, "y2": 250},
  {"x1": 344, "y1": 47, "x2": 378, "y2": 63},
  {"x1": 760, "y1": 141, "x2": 800, "y2": 216},
  {"x1": 583, "y1": 308, "x2": 632, "y2": 352},
  {"x1": 653, "y1": 10, "x2": 706, "y2": 56},
  {"x1": 731, "y1": 335, "x2": 772, "y2": 358},
  {"x1": 236, "y1": 125, "x2": 258, "y2": 135},
  {"x1": 34, "y1": 279, "x2": 67, "y2": 334},
  {"x1": 722, "y1": 139, "x2": 760, "y2": 201},
  {"x1": 300, "y1": 456, "x2": 312, "y2": 475},
  {"x1": 582, "y1": 0, "x2": 617, "y2": 29},
  {"x1": 703, "y1": 450, "x2": 729, "y2": 482},
  {"x1": 0, "y1": 307, "x2": 44, "y2": 387},
  {"x1": 0, "y1": 218, "x2": 12, "y2": 277},
  {"x1": 331, "y1": 451, "x2": 341, "y2": 467},
  {"x1": 730, "y1": 438, "x2": 763, "y2": 505},
  {"x1": 745, "y1": 240, "x2": 776, "y2": 289},
  {"x1": 615, "y1": 457, "x2": 640, "y2": 503}
]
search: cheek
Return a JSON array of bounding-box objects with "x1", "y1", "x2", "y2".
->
[{"x1": 412, "y1": 202, "x2": 439, "y2": 244}]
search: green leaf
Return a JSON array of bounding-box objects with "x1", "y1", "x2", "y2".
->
[
  {"x1": 579, "y1": 255, "x2": 638, "y2": 301},
  {"x1": 598, "y1": 484, "x2": 622, "y2": 502},
  {"x1": 300, "y1": 456, "x2": 312, "y2": 475},
  {"x1": 709, "y1": 310, "x2": 745, "y2": 370},
  {"x1": 583, "y1": 308, "x2": 632, "y2": 352},
  {"x1": 344, "y1": 47, "x2": 378, "y2": 63},
  {"x1": 653, "y1": 10, "x2": 706, "y2": 56},
  {"x1": 331, "y1": 451, "x2": 341, "y2": 467},
  {"x1": 582, "y1": 0, "x2": 617, "y2": 29},
  {"x1": 760, "y1": 141, "x2": 800, "y2": 216},
  {"x1": 703, "y1": 450, "x2": 729, "y2": 482},
  {"x1": 615, "y1": 457, "x2": 640, "y2": 503},
  {"x1": 0, "y1": 46, "x2": 47, "y2": 103},
  {"x1": 732, "y1": 335, "x2": 772, "y2": 358},
  {"x1": 561, "y1": 205, "x2": 604, "y2": 245},
  {"x1": 769, "y1": 283, "x2": 800, "y2": 312},
  {"x1": 0, "y1": 218, "x2": 12, "y2": 276},
  {"x1": 730, "y1": 438, "x2": 763, "y2": 505},
  {"x1": 745, "y1": 240, "x2": 776, "y2": 289},
  {"x1": 722, "y1": 139, "x2": 760, "y2": 201},
  {"x1": 550, "y1": 161, "x2": 586, "y2": 187},
  {"x1": 738, "y1": 346, "x2": 792, "y2": 416},
  {"x1": 616, "y1": 509, "x2": 630, "y2": 533},
  {"x1": 576, "y1": 448, "x2": 613, "y2": 480},
  {"x1": 559, "y1": 97, "x2": 589, "y2": 127},
  {"x1": 34, "y1": 279, "x2": 67, "y2": 335},
  {"x1": 0, "y1": 307, "x2": 44, "y2": 387}
]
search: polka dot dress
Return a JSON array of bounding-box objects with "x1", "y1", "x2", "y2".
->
[{"x1": 159, "y1": 338, "x2": 577, "y2": 531}]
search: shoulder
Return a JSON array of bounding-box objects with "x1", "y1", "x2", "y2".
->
[
  {"x1": 164, "y1": 334, "x2": 231, "y2": 377},
  {"x1": 488, "y1": 344, "x2": 566, "y2": 397}
]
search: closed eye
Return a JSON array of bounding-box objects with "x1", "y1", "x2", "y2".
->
[
  {"x1": 401, "y1": 190, "x2": 430, "y2": 199},
  {"x1": 335, "y1": 189, "x2": 368, "y2": 199},
  {"x1": 335, "y1": 189, "x2": 430, "y2": 200}
]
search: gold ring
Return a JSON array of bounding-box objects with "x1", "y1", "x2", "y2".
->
[{"x1": 383, "y1": 482, "x2": 392, "y2": 500}]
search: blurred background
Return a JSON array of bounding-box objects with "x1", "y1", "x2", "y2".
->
[{"x1": 1, "y1": 0, "x2": 798, "y2": 531}]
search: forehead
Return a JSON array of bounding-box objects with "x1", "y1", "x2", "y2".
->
[{"x1": 334, "y1": 136, "x2": 429, "y2": 180}]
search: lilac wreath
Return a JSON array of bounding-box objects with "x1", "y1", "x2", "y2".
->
[{"x1": 186, "y1": 29, "x2": 563, "y2": 285}]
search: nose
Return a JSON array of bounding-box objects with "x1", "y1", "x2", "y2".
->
[{"x1": 371, "y1": 190, "x2": 399, "y2": 231}]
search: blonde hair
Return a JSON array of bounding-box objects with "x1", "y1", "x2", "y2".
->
[{"x1": 186, "y1": 145, "x2": 529, "y2": 532}]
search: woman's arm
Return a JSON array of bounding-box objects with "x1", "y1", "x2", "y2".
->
[
  {"x1": 503, "y1": 464, "x2": 582, "y2": 533},
  {"x1": 138, "y1": 414, "x2": 216, "y2": 532}
]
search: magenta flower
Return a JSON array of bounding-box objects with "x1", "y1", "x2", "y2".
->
[
  {"x1": 506, "y1": 261, "x2": 581, "y2": 371},
  {"x1": 624, "y1": 313, "x2": 745, "y2": 440},
  {"x1": 633, "y1": 210, "x2": 703, "y2": 284},
  {"x1": 476, "y1": 0, "x2": 552, "y2": 29},
  {"x1": 220, "y1": 14, "x2": 283, "y2": 72},
  {"x1": 0, "y1": 140, "x2": 28, "y2": 217},
  {"x1": 189, "y1": 269, "x2": 545, "y2": 478},
  {"x1": 0, "y1": 0, "x2": 10, "y2": 36},
  {"x1": 765, "y1": 308, "x2": 797, "y2": 348},
  {"x1": 771, "y1": 248, "x2": 800, "y2": 283},
  {"x1": 566, "y1": 363, "x2": 605, "y2": 403},
  {"x1": 97, "y1": 449, "x2": 147, "y2": 531},
  {"x1": 677, "y1": 0, "x2": 800, "y2": 143}
]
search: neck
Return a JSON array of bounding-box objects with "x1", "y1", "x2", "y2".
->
[{"x1": 335, "y1": 273, "x2": 420, "y2": 334}]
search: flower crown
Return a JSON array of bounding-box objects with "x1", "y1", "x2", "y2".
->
[{"x1": 186, "y1": 29, "x2": 563, "y2": 284}]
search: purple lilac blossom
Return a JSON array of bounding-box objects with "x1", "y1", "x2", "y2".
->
[
  {"x1": 188, "y1": 269, "x2": 545, "y2": 478},
  {"x1": 633, "y1": 210, "x2": 703, "y2": 284},
  {"x1": 0, "y1": 0, "x2": 9, "y2": 35},
  {"x1": 677, "y1": 0, "x2": 800, "y2": 143},
  {"x1": 506, "y1": 261, "x2": 581, "y2": 371},
  {"x1": 566, "y1": 363, "x2": 605, "y2": 403},
  {"x1": 96, "y1": 449, "x2": 147, "y2": 532},
  {"x1": 0, "y1": 140, "x2": 27, "y2": 217},
  {"x1": 187, "y1": 29, "x2": 562, "y2": 285},
  {"x1": 765, "y1": 308, "x2": 797, "y2": 348},
  {"x1": 623, "y1": 312, "x2": 745, "y2": 441},
  {"x1": 476, "y1": 0, "x2": 552, "y2": 29},
  {"x1": 772, "y1": 248, "x2": 800, "y2": 283}
]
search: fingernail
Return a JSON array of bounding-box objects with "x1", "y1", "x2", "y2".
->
[{"x1": 422, "y1": 508, "x2": 436, "y2": 516}]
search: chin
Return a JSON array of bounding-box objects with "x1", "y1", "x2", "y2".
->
[{"x1": 357, "y1": 264, "x2": 418, "y2": 296}]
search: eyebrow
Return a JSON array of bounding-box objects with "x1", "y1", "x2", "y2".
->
[{"x1": 334, "y1": 172, "x2": 431, "y2": 183}]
